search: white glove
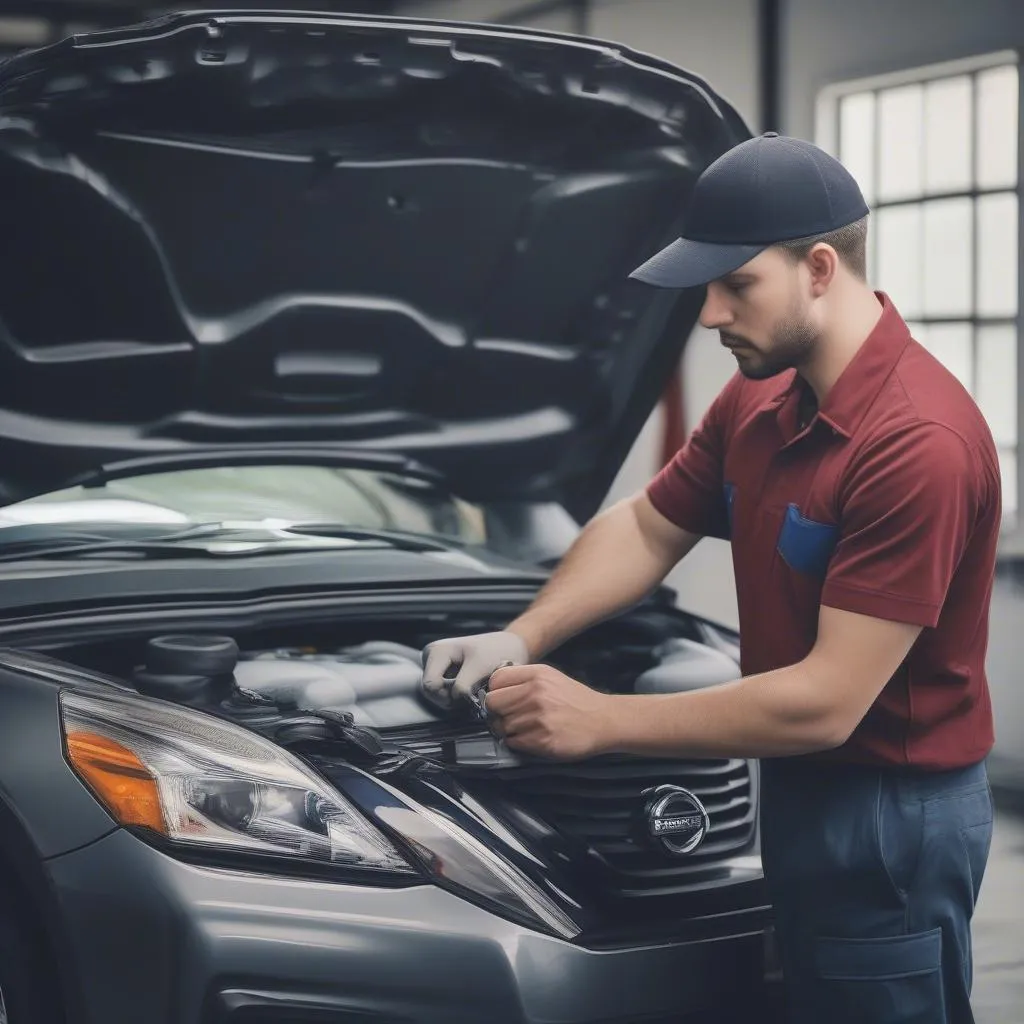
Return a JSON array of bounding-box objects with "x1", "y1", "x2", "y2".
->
[{"x1": 420, "y1": 631, "x2": 529, "y2": 709}]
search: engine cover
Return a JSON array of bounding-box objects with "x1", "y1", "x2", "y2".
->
[{"x1": 236, "y1": 642, "x2": 443, "y2": 729}]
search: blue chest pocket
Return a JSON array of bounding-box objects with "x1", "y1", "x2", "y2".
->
[{"x1": 777, "y1": 504, "x2": 839, "y2": 578}]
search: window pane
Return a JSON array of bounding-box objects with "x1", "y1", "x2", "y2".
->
[
  {"x1": 977, "y1": 65, "x2": 1018, "y2": 190},
  {"x1": 976, "y1": 325, "x2": 1018, "y2": 447},
  {"x1": 840, "y1": 92, "x2": 876, "y2": 204},
  {"x1": 998, "y1": 449, "x2": 1018, "y2": 515},
  {"x1": 925, "y1": 75, "x2": 972, "y2": 194},
  {"x1": 922, "y1": 198, "x2": 973, "y2": 316},
  {"x1": 878, "y1": 84, "x2": 924, "y2": 200},
  {"x1": 876, "y1": 205, "x2": 923, "y2": 316},
  {"x1": 921, "y1": 322, "x2": 973, "y2": 392},
  {"x1": 905, "y1": 322, "x2": 929, "y2": 345},
  {"x1": 977, "y1": 192, "x2": 1019, "y2": 317}
]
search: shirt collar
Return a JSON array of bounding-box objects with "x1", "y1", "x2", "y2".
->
[{"x1": 773, "y1": 292, "x2": 910, "y2": 446}]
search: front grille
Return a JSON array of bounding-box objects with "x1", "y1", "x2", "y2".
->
[
  {"x1": 382, "y1": 724, "x2": 758, "y2": 899},
  {"x1": 487, "y1": 756, "x2": 756, "y2": 895}
]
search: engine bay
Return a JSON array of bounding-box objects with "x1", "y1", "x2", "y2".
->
[
  {"x1": 28, "y1": 602, "x2": 758, "y2": 920},
  {"x1": 49, "y1": 601, "x2": 742, "y2": 766}
]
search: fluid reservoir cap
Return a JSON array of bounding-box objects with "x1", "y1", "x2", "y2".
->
[
  {"x1": 145, "y1": 635, "x2": 239, "y2": 677},
  {"x1": 134, "y1": 671, "x2": 217, "y2": 702}
]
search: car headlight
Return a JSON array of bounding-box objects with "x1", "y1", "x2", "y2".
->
[
  {"x1": 60, "y1": 687, "x2": 581, "y2": 939},
  {"x1": 59, "y1": 689, "x2": 413, "y2": 877}
]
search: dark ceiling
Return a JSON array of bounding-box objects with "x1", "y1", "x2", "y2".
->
[{"x1": 0, "y1": 1, "x2": 403, "y2": 33}]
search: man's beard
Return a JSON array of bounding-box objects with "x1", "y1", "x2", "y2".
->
[{"x1": 721, "y1": 307, "x2": 821, "y2": 380}]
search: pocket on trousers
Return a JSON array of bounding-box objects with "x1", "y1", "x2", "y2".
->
[
  {"x1": 814, "y1": 928, "x2": 945, "y2": 1024},
  {"x1": 960, "y1": 819, "x2": 993, "y2": 906},
  {"x1": 777, "y1": 504, "x2": 839, "y2": 577}
]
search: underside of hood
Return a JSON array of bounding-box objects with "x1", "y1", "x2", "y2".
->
[{"x1": 0, "y1": 10, "x2": 749, "y2": 519}]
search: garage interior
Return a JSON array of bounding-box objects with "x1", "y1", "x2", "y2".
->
[{"x1": 0, "y1": 0, "x2": 1021, "y2": 1019}]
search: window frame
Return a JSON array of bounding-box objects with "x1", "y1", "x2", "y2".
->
[{"x1": 815, "y1": 50, "x2": 1024, "y2": 548}]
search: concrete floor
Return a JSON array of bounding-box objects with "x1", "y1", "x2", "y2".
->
[{"x1": 972, "y1": 802, "x2": 1024, "y2": 1023}]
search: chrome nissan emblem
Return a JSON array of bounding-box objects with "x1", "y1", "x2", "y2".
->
[{"x1": 643, "y1": 784, "x2": 709, "y2": 855}]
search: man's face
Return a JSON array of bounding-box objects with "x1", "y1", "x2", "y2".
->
[{"x1": 698, "y1": 247, "x2": 821, "y2": 380}]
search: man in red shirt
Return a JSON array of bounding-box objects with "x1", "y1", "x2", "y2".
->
[{"x1": 420, "y1": 133, "x2": 999, "y2": 1023}]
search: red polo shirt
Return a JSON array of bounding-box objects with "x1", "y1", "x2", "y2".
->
[{"x1": 647, "y1": 293, "x2": 1000, "y2": 769}]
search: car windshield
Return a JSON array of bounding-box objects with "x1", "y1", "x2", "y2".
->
[{"x1": 0, "y1": 465, "x2": 487, "y2": 547}]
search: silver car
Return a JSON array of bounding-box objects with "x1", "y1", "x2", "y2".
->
[{"x1": 0, "y1": 9, "x2": 778, "y2": 1023}]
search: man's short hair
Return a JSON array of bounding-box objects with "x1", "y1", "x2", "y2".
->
[{"x1": 775, "y1": 215, "x2": 869, "y2": 280}]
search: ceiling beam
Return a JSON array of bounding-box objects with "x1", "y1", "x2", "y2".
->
[{"x1": 757, "y1": 0, "x2": 781, "y2": 132}]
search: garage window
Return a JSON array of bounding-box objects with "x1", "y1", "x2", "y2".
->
[{"x1": 817, "y1": 54, "x2": 1021, "y2": 521}]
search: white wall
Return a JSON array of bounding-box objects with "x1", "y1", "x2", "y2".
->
[
  {"x1": 395, "y1": 0, "x2": 759, "y2": 626},
  {"x1": 579, "y1": 0, "x2": 759, "y2": 627},
  {"x1": 397, "y1": 0, "x2": 556, "y2": 25},
  {"x1": 511, "y1": 4, "x2": 577, "y2": 32},
  {"x1": 587, "y1": 0, "x2": 758, "y2": 130}
]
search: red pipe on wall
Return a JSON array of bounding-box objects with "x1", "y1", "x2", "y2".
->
[{"x1": 659, "y1": 361, "x2": 686, "y2": 466}]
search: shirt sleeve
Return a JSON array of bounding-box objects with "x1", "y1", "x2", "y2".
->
[
  {"x1": 821, "y1": 422, "x2": 982, "y2": 628},
  {"x1": 645, "y1": 375, "x2": 739, "y2": 540}
]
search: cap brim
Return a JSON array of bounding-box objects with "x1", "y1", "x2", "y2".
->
[{"x1": 629, "y1": 237, "x2": 767, "y2": 289}]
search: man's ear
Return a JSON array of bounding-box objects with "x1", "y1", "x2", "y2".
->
[{"x1": 805, "y1": 243, "x2": 839, "y2": 297}]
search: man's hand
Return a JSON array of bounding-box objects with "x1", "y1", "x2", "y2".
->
[
  {"x1": 421, "y1": 631, "x2": 529, "y2": 709},
  {"x1": 486, "y1": 664, "x2": 618, "y2": 761}
]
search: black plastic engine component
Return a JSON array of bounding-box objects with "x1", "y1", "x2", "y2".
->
[
  {"x1": 133, "y1": 634, "x2": 239, "y2": 703},
  {"x1": 144, "y1": 634, "x2": 240, "y2": 677}
]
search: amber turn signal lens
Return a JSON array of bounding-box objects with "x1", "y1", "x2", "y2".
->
[{"x1": 66, "y1": 731, "x2": 168, "y2": 835}]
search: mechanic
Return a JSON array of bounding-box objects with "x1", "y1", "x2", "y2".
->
[{"x1": 419, "y1": 132, "x2": 1000, "y2": 1023}]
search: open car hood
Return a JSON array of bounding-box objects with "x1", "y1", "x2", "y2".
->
[{"x1": 0, "y1": 9, "x2": 750, "y2": 519}]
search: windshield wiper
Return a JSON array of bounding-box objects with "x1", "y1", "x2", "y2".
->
[
  {"x1": 0, "y1": 523, "x2": 185, "y2": 546},
  {"x1": 69, "y1": 447, "x2": 446, "y2": 489},
  {"x1": 0, "y1": 522, "x2": 453, "y2": 563},
  {"x1": 282, "y1": 523, "x2": 457, "y2": 552},
  {"x1": 0, "y1": 539, "x2": 236, "y2": 563}
]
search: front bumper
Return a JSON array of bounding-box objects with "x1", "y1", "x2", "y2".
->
[{"x1": 46, "y1": 829, "x2": 775, "y2": 1024}]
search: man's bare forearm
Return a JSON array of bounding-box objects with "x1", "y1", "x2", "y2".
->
[
  {"x1": 506, "y1": 497, "x2": 700, "y2": 659},
  {"x1": 598, "y1": 662, "x2": 847, "y2": 759}
]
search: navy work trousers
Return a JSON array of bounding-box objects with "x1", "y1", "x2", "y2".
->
[{"x1": 759, "y1": 757, "x2": 993, "y2": 1024}]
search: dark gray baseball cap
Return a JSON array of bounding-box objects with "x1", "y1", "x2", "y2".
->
[{"x1": 630, "y1": 132, "x2": 870, "y2": 289}]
